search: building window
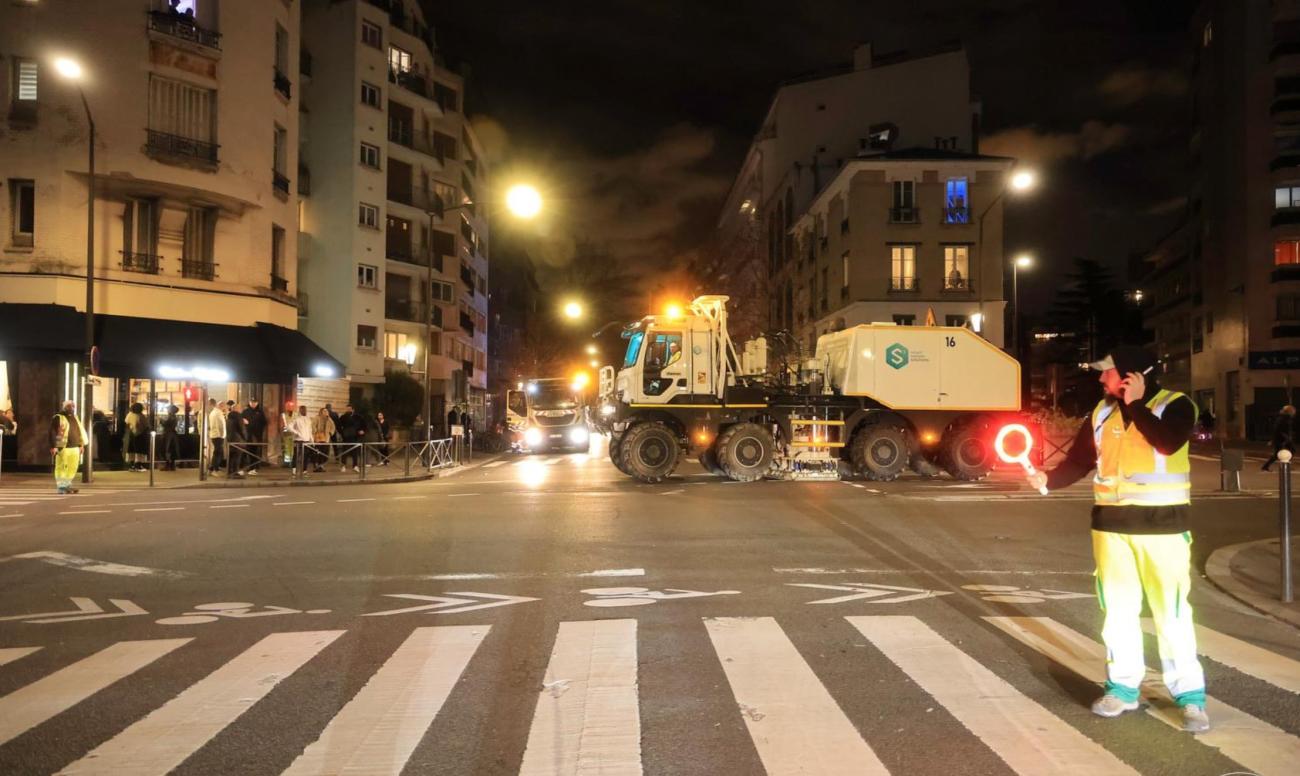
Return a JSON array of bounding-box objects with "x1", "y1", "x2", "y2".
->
[
  {"x1": 891, "y1": 180, "x2": 917, "y2": 222},
  {"x1": 147, "y1": 75, "x2": 217, "y2": 160},
  {"x1": 433, "y1": 81, "x2": 459, "y2": 112},
  {"x1": 893, "y1": 314, "x2": 915, "y2": 326},
  {"x1": 181, "y1": 207, "x2": 216, "y2": 279},
  {"x1": 9, "y1": 178, "x2": 35, "y2": 247},
  {"x1": 357, "y1": 325, "x2": 378, "y2": 350},
  {"x1": 944, "y1": 178, "x2": 969, "y2": 223},
  {"x1": 361, "y1": 20, "x2": 382, "y2": 49},
  {"x1": 1277, "y1": 186, "x2": 1300, "y2": 209},
  {"x1": 1278, "y1": 294, "x2": 1300, "y2": 321},
  {"x1": 121, "y1": 198, "x2": 157, "y2": 268},
  {"x1": 359, "y1": 202, "x2": 379, "y2": 229},
  {"x1": 432, "y1": 131, "x2": 457, "y2": 163},
  {"x1": 274, "y1": 22, "x2": 290, "y2": 97},
  {"x1": 945, "y1": 315, "x2": 968, "y2": 327},
  {"x1": 358, "y1": 263, "x2": 378, "y2": 288},
  {"x1": 1276, "y1": 239, "x2": 1300, "y2": 266},
  {"x1": 10, "y1": 57, "x2": 37, "y2": 118},
  {"x1": 943, "y1": 245, "x2": 970, "y2": 289},
  {"x1": 431, "y1": 279, "x2": 454, "y2": 303},
  {"x1": 271, "y1": 225, "x2": 286, "y2": 290},
  {"x1": 384, "y1": 331, "x2": 411, "y2": 360},
  {"x1": 360, "y1": 142, "x2": 381, "y2": 169},
  {"x1": 890, "y1": 245, "x2": 917, "y2": 290},
  {"x1": 1203, "y1": 21, "x2": 1213, "y2": 47},
  {"x1": 360, "y1": 81, "x2": 381, "y2": 108},
  {"x1": 388, "y1": 46, "x2": 412, "y2": 74},
  {"x1": 841, "y1": 252, "x2": 850, "y2": 288}
]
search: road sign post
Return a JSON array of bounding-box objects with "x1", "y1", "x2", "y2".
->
[{"x1": 1280, "y1": 450, "x2": 1294, "y2": 603}]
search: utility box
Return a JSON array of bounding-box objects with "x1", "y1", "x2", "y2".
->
[
  {"x1": 1220, "y1": 448, "x2": 1244, "y2": 492},
  {"x1": 816, "y1": 325, "x2": 1020, "y2": 411}
]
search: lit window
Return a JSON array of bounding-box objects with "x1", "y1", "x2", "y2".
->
[
  {"x1": 384, "y1": 331, "x2": 409, "y2": 359},
  {"x1": 14, "y1": 58, "x2": 38, "y2": 102},
  {"x1": 943, "y1": 245, "x2": 970, "y2": 289},
  {"x1": 1277, "y1": 186, "x2": 1300, "y2": 209},
  {"x1": 892, "y1": 314, "x2": 915, "y2": 326},
  {"x1": 388, "y1": 46, "x2": 412, "y2": 74},
  {"x1": 841, "y1": 251, "x2": 850, "y2": 288},
  {"x1": 359, "y1": 202, "x2": 379, "y2": 228},
  {"x1": 945, "y1": 314, "x2": 968, "y2": 327},
  {"x1": 890, "y1": 245, "x2": 916, "y2": 290},
  {"x1": 357, "y1": 325, "x2": 378, "y2": 350},
  {"x1": 944, "y1": 178, "x2": 969, "y2": 223},
  {"x1": 1276, "y1": 239, "x2": 1300, "y2": 266}
]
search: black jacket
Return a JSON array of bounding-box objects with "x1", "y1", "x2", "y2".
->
[
  {"x1": 242, "y1": 405, "x2": 268, "y2": 438},
  {"x1": 338, "y1": 411, "x2": 366, "y2": 441}
]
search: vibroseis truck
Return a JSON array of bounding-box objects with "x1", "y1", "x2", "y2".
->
[{"x1": 596, "y1": 295, "x2": 1022, "y2": 483}]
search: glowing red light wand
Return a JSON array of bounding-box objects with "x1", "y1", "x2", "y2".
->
[{"x1": 995, "y1": 424, "x2": 1048, "y2": 495}]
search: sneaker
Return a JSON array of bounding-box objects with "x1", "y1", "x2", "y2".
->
[
  {"x1": 340, "y1": 465, "x2": 348, "y2": 472},
  {"x1": 68, "y1": 487, "x2": 79, "y2": 493},
  {"x1": 247, "y1": 469, "x2": 258, "y2": 476},
  {"x1": 353, "y1": 466, "x2": 360, "y2": 473},
  {"x1": 1091, "y1": 693, "x2": 1139, "y2": 718},
  {"x1": 56, "y1": 487, "x2": 68, "y2": 494},
  {"x1": 1182, "y1": 704, "x2": 1210, "y2": 733}
]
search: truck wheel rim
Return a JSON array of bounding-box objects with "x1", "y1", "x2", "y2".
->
[
  {"x1": 871, "y1": 440, "x2": 899, "y2": 466},
  {"x1": 639, "y1": 439, "x2": 668, "y2": 467},
  {"x1": 736, "y1": 437, "x2": 763, "y2": 467},
  {"x1": 958, "y1": 438, "x2": 986, "y2": 466}
]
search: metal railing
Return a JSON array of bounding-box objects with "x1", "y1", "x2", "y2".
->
[
  {"x1": 181, "y1": 259, "x2": 217, "y2": 280},
  {"x1": 274, "y1": 69, "x2": 292, "y2": 99},
  {"x1": 146, "y1": 129, "x2": 219, "y2": 163},
  {"x1": 889, "y1": 207, "x2": 920, "y2": 224},
  {"x1": 120, "y1": 250, "x2": 161, "y2": 274},
  {"x1": 273, "y1": 170, "x2": 290, "y2": 195},
  {"x1": 147, "y1": 10, "x2": 222, "y2": 49},
  {"x1": 289, "y1": 438, "x2": 457, "y2": 480},
  {"x1": 889, "y1": 276, "x2": 919, "y2": 291}
]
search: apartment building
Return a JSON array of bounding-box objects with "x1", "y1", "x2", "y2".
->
[
  {"x1": 1136, "y1": 0, "x2": 1300, "y2": 439},
  {"x1": 0, "y1": 0, "x2": 337, "y2": 467},
  {"x1": 299, "y1": 0, "x2": 490, "y2": 428},
  {"x1": 708, "y1": 43, "x2": 1000, "y2": 345}
]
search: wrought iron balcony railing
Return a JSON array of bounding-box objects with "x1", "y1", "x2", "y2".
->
[
  {"x1": 147, "y1": 10, "x2": 222, "y2": 50},
  {"x1": 120, "y1": 251, "x2": 160, "y2": 274},
  {"x1": 146, "y1": 129, "x2": 219, "y2": 163},
  {"x1": 180, "y1": 259, "x2": 216, "y2": 280}
]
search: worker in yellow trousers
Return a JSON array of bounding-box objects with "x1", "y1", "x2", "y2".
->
[
  {"x1": 1029, "y1": 345, "x2": 1208, "y2": 733},
  {"x1": 48, "y1": 400, "x2": 87, "y2": 494}
]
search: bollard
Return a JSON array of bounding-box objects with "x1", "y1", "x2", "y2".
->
[
  {"x1": 149, "y1": 431, "x2": 157, "y2": 488},
  {"x1": 404, "y1": 440, "x2": 411, "y2": 476},
  {"x1": 360, "y1": 443, "x2": 367, "y2": 481},
  {"x1": 1280, "y1": 449, "x2": 1295, "y2": 603}
]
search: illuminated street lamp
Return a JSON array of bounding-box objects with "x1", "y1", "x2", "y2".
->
[
  {"x1": 505, "y1": 183, "x2": 542, "y2": 219},
  {"x1": 1010, "y1": 170, "x2": 1037, "y2": 192},
  {"x1": 1010, "y1": 253, "x2": 1034, "y2": 361},
  {"x1": 585, "y1": 344, "x2": 598, "y2": 355},
  {"x1": 977, "y1": 166, "x2": 1038, "y2": 334},
  {"x1": 563, "y1": 301, "x2": 585, "y2": 320},
  {"x1": 55, "y1": 56, "x2": 96, "y2": 483}
]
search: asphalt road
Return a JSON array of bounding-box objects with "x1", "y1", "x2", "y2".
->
[{"x1": 0, "y1": 437, "x2": 1297, "y2": 775}]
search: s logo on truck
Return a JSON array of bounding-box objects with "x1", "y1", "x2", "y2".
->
[{"x1": 885, "y1": 343, "x2": 909, "y2": 370}]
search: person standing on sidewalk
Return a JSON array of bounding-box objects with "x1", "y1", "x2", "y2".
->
[
  {"x1": 337, "y1": 404, "x2": 365, "y2": 472},
  {"x1": 242, "y1": 398, "x2": 267, "y2": 475},
  {"x1": 48, "y1": 400, "x2": 86, "y2": 494},
  {"x1": 287, "y1": 405, "x2": 314, "y2": 474},
  {"x1": 1263, "y1": 405, "x2": 1296, "y2": 472},
  {"x1": 1027, "y1": 345, "x2": 1207, "y2": 732},
  {"x1": 206, "y1": 398, "x2": 226, "y2": 474},
  {"x1": 311, "y1": 407, "x2": 335, "y2": 473},
  {"x1": 123, "y1": 402, "x2": 148, "y2": 472},
  {"x1": 225, "y1": 401, "x2": 247, "y2": 478},
  {"x1": 375, "y1": 411, "x2": 391, "y2": 465},
  {"x1": 160, "y1": 405, "x2": 180, "y2": 470}
]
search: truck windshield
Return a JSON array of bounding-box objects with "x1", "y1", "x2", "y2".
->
[
  {"x1": 623, "y1": 331, "x2": 645, "y2": 368},
  {"x1": 532, "y1": 385, "x2": 577, "y2": 409}
]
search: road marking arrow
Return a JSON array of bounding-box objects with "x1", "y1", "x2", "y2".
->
[
  {"x1": 363, "y1": 592, "x2": 540, "y2": 616},
  {"x1": 789, "y1": 582, "x2": 953, "y2": 605},
  {"x1": 0, "y1": 597, "x2": 148, "y2": 623}
]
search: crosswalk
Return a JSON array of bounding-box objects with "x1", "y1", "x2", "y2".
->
[
  {"x1": 0, "y1": 487, "x2": 122, "y2": 509},
  {"x1": 481, "y1": 454, "x2": 597, "y2": 469},
  {"x1": 1, "y1": 614, "x2": 1298, "y2": 775}
]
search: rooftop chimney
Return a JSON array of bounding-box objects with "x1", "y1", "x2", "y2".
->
[{"x1": 853, "y1": 43, "x2": 873, "y2": 71}]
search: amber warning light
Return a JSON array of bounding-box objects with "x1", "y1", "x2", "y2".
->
[{"x1": 994, "y1": 423, "x2": 1048, "y2": 495}]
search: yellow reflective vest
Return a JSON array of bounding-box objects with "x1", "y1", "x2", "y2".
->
[{"x1": 1091, "y1": 389, "x2": 1194, "y2": 507}]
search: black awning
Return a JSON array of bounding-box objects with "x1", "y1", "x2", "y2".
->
[{"x1": 0, "y1": 304, "x2": 342, "y2": 384}]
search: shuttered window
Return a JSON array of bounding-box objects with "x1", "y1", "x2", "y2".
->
[
  {"x1": 148, "y1": 75, "x2": 215, "y2": 142},
  {"x1": 15, "y1": 59, "x2": 38, "y2": 101}
]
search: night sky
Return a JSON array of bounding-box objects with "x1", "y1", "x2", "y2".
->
[{"x1": 427, "y1": 0, "x2": 1201, "y2": 317}]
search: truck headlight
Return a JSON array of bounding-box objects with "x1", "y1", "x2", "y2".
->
[
  {"x1": 524, "y1": 427, "x2": 543, "y2": 447},
  {"x1": 569, "y1": 426, "x2": 589, "y2": 445},
  {"x1": 600, "y1": 404, "x2": 616, "y2": 417}
]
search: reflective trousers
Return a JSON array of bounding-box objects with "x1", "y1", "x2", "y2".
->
[
  {"x1": 1092, "y1": 529, "x2": 1206, "y2": 706},
  {"x1": 53, "y1": 447, "x2": 81, "y2": 490}
]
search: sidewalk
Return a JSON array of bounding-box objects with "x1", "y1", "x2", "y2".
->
[
  {"x1": 1205, "y1": 538, "x2": 1300, "y2": 628},
  {"x1": 0, "y1": 456, "x2": 492, "y2": 490}
]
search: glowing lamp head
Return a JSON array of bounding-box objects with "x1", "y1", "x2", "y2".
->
[
  {"x1": 1010, "y1": 170, "x2": 1037, "y2": 192},
  {"x1": 562, "y1": 301, "x2": 584, "y2": 320},
  {"x1": 54, "y1": 57, "x2": 84, "y2": 80},
  {"x1": 505, "y1": 184, "x2": 542, "y2": 219},
  {"x1": 1014, "y1": 254, "x2": 1034, "y2": 270},
  {"x1": 664, "y1": 303, "x2": 684, "y2": 320}
]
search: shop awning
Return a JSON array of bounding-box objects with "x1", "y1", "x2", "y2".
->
[{"x1": 0, "y1": 304, "x2": 343, "y2": 384}]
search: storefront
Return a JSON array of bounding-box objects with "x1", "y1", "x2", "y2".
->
[{"x1": 0, "y1": 304, "x2": 342, "y2": 470}]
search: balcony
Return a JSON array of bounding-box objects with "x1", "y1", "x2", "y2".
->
[
  {"x1": 385, "y1": 299, "x2": 427, "y2": 323},
  {"x1": 273, "y1": 69, "x2": 292, "y2": 99},
  {"x1": 1274, "y1": 324, "x2": 1300, "y2": 338},
  {"x1": 388, "y1": 123, "x2": 414, "y2": 149},
  {"x1": 297, "y1": 164, "x2": 311, "y2": 196},
  {"x1": 271, "y1": 275, "x2": 289, "y2": 293},
  {"x1": 1273, "y1": 208, "x2": 1300, "y2": 227},
  {"x1": 1272, "y1": 264, "x2": 1300, "y2": 282},
  {"x1": 120, "y1": 251, "x2": 160, "y2": 275},
  {"x1": 180, "y1": 259, "x2": 216, "y2": 280},
  {"x1": 273, "y1": 170, "x2": 290, "y2": 196},
  {"x1": 889, "y1": 207, "x2": 920, "y2": 224},
  {"x1": 889, "y1": 277, "x2": 919, "y2": 292},
  {"x1": 943, "y1": 207, "x2": 970, "y2": 224},
  {"x1": 1271, "y1": 152, "x2": 1300, "y2": 172},
  {"x1": 942, "y1": 277, "x2": 973, "y2": 293},
  {"x1": 147, "y1": 10, "x2": 221, "y2": 50},
  {"x1": 460, "y1": 265, "x2": 474, "y2": 289},
  {"x1": 460, "y1": 311, "x2": 475, "y2": 335},
  {"x1": 388, "y1": 68, "x2": 429, "y2": 99},
  {"x1": 145, "y1": 129, "x2": 219, "y2": 165}
]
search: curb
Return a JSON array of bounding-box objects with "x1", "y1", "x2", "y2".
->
[{"x1": 1204, "y1": 540, "x2": 1300, "y2": 629}]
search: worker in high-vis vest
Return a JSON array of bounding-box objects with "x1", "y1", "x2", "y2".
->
[
  {"x1": 1027, "y1": 345, "x2": 1208, "y2": 733},
  {"x1": 48, "y1": 400, "x2": 87, "y2": 494}
]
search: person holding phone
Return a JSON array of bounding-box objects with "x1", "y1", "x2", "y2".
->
[{"x1": 1026, "y1": 345, "x2": 1208, "y2": 733}]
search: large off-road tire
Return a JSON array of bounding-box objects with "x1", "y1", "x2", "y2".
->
[
  {"x1": 621, "y1": 422, "x2": 681, "y2": 483},
  {"x1": 941, "y1": 422, "x2": 995, "y2": 481},
  {"x1": 609, "y1": 433, "x2": 632, "y2": 476},
  {"x1": 850, "y1": 424, "x2": 910, "y2": 481},
  {"x1": 715, "y1": 422, "x2": 775, "y2": 482},
  {"x1": 700, "y1": 446, "x2": 725, "y2": 477}
]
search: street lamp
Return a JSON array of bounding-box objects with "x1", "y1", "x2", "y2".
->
[
  {"x1": 563, "y1": 301, "x2": 584, "y2": 320},
  {"x1": 585, "y1": 344, "x2": 598, "y2": 356},
  {"x1": 976, "y1": 166, "x2": 1037, "y2": 340},
  {"x1": 504, "y1": 184, "x2": 542, "y2": 219},
  {"x1": 1011, "y1": 253, "x2": 1034, "y2": 360},
  {"x1": 55, "y1": 56, "x2": 95, "y2": 484}
]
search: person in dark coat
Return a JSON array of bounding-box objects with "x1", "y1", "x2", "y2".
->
[
  {"x1": 373, "y1": 411, "x2": 391, "y2": 465},
  {"x1": 1263, "y1": 405, "x2": 1297, "y2": 472},
  {"x1": 160, "y1": 405, "x2": 180, "y2": 470},
  {"x1": 225, "y1": 401, "x2": 247, "y2": 477},
  {"x1": 241, "y1": 399, "x2": 268, "y2": 474},
  {"x1": 337, "y1": 404, "x2": 366, "y2": 472}
]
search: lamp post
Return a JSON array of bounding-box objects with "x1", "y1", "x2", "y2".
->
[
  {"x1": 1011, "y1": 254, "x2": 1034, "y2": 358},
  {"x1": 55, "y1": 57, "x2": 95, "y2": 484},
  {"x1": 976, "y1": 168, "x2": 1036, "y2": 343},
  {"x1": 422, "y1": 183, "x2": 542, "y2": 434}
]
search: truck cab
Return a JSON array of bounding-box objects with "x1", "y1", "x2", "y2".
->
[{"x1": 508, "y1": 378, "x2": 591, "y2": 453}]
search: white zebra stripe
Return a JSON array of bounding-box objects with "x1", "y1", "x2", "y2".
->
[
  {"x1": 1142, "y1": 620, "x2": 1300, "y2": 695},
  {"x1": 0, "y1": 647, "x2": 41, "y2": 668},
  {"x1": 705, "y1": 616, "x2": 889, "y2": 776}
]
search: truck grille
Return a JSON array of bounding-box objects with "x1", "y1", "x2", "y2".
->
[{"x1": 535, "y1": 412, "x2": 577, "y2": 427}]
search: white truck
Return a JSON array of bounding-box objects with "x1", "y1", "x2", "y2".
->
[
  {"x1": 506, "y1": 378, "x2": 591, "y2": 453},
  {"x1": 597, "y1": 295, "x2": 1023, "y2": 483}
]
